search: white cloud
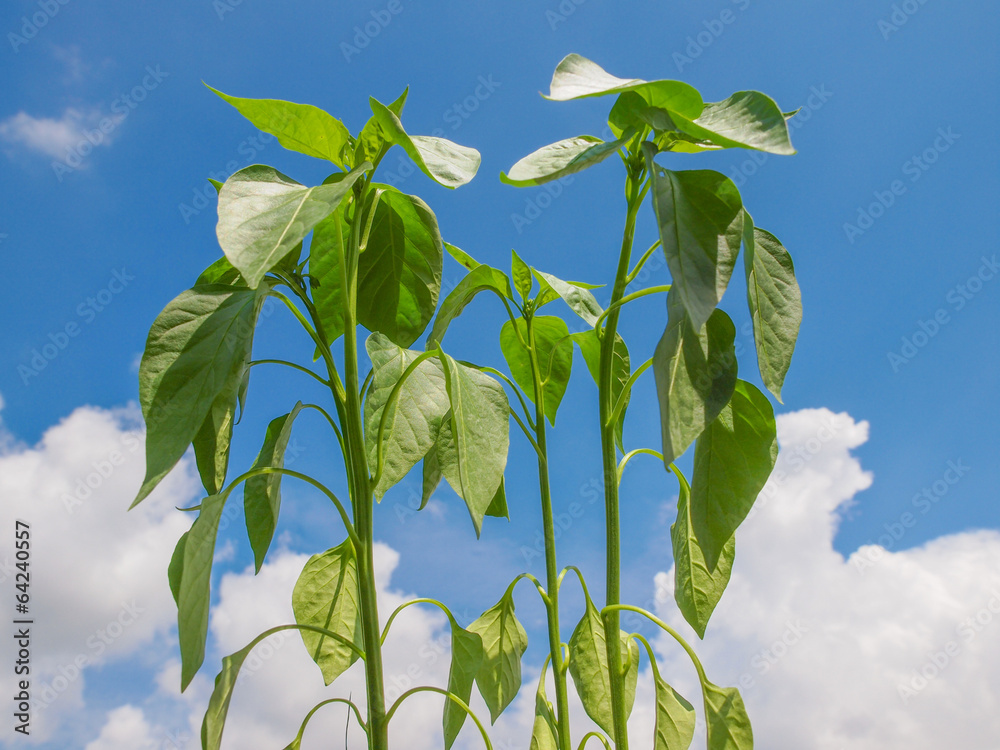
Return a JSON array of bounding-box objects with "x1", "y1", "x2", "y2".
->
[
  {"x1": 0, "y1": 107, "x2": 121, "y2": 160},
  {"x1": 83, "y1": 706, "x2": 155, "y2": 750}
]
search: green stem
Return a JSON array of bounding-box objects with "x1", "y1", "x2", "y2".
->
[
  {"x1": 526, "y1": 315, "x2": 573, "y2": 750},
  {"x1": 247, "y1": 358, "x2": 330, "y2": 387},
  {"x1": 385, "y1": 687, "x2": 493, "y2": 750},
  {"x1": 598, "y1": 159, "x2": 646, "y2": 750}
]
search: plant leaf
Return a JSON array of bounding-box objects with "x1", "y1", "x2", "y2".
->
[
  {"x1": 168, "y1": 531, "x2": 188, "y2": 607},
  {"x1": 691, "y1": 380, "x2": 777, "y2": 569},
  {"x1": 500, "y1": 316, "x2": 573, "y2": 426},
  {"x1": 529, "y1": 660, "x2": 559, "y2": 750},
  {"x1": 196, "y1": 256, "x2": 244, "y2": 286},
  {"x1": 370, "y1": 97, "x2": 480, "y2": 188},
  {"x1": 216, "y1": 164, "x2": 365, "y2": 288},
  {"x1": 501, "y1": 135, "x2": 625, "y2": 187},
  {"x1": 355, "y1": 87, "x2": 409, "y2": 166},
  {"x1": 364, "y1": 333, "x2": 450, "y2": 498},
  {"x1": 291, "y1": 539, "x2": 362, "y2": 685},
  {"x1": 426, "y1": 264, "x2": 513, "y2": 347},
  {"x1": 468, "y1": 588, "x2": 529, "y2": 723},
  {"x1": 653, "y1": 671, "x2": 696, "y2": 750},
  {"x1": 207, "y1": 86, "x2": 352, "y2": 167},
  {"x1": 572, "y1": 329, "x2": 631, "y2": 451},
  {"x1": 653, "y1": 290, "x2": 738, "y2": 464},
  {"x1": 670, "y1": 91, "x2": 795, "y2": 156},
  {"x1": 533, "y1": 270, "x2": 603, "y2": 326},
  {"x1": 445, "y1": 241, "x2": 480, "y2": 270},
  {"x1": 244, "y1": 402, "x2": 304, "y2": 572},
  {"x1": 510, "y1": 249, "x2": 533, "y2": 300},
  {"x1": 307, "y1": 194, "x2": 351, "y2": 345},
  {"x1": 444, "y1": 624, "x2": 485, "y2": 749},
  {"x1": 191, "y1": 391, "x2": 237, "y2": 495},
  {"x1": 645, "y1": 155, "x2": 744, "y2": 329},
  {"x1": 567, "y1": 592, "x2": 640, "y2": 736},
  {"x1": 704, "y1": 681, "x2": 754, "y2": 750},
  {"x1": 135, "y1": 284, "x2": 267, "y2": 506},
  {"x1": 670, "y1": 466, "x2": 734, "y2": 638},
  {"x1": 743, "y1": 217, "x2": 801, "y2": 402},
  {"x1": 545, "y1": 54, "x2": 704, "y2": 119}
]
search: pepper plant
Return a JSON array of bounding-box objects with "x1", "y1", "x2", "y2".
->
[{"x1": 131, "y1": 53, "x2": 802, "y2": 750}]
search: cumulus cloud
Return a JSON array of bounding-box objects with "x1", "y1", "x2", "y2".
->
[{"x1": 83, "y1": 706, "x2": 156, "y2": 750}]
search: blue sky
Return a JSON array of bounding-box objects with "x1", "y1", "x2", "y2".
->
[{"x1": 1, "y1": 1, "x2": 998, "y2": 748}]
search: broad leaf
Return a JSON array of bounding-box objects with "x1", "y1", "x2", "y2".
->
[
  {"x1": 743, "y1": 218, "x2": 801, "y2": 402},
  {"x1": 572, "y1": 329, "x2": 631, "y2": 450},
  {"x1": 510, "y1": 249, "x2": 532, "y2": 301},
  {"x1": 653, "y1": 671, "x2": 696, "y2": 750},
  {"x1": 645, "y1": 156, "x2": 744, "y2": 329},
  {"x1": 370, "y1": 97, "x2": 480, "y2": 188},
  {"x1": 691, "y1": 380, "x2": 777, "y2": 568},
  {"x1": 545, "y1": 54, "x2": 704, "y2": 119},
  {"x1": 292, "y1": 540, "x2": 362, "y2": 685},
  {"x1": 307, "y1": 197, "x2": 350, "y2": 344},
  {"x1": 501, "y1": 135, "x2": 625, "y2": 187},
  {"x1": 422, "y1": 446, "x2": 508, "y2": 521},
  {"x1": 468, "y1": 588, "x2": 529, "y2": 723},
  {"x1": 670, "y1": 91, "x2": 795, "y2": 156},
  {"x1": 192, "y1": 391, "x2": 236, "y2": 495},
  {"x1": 216, "y1": 164, "x2": 365, "y2": 288},
  {"x1": 135, "y1": 284, "x2": 267, "y2": 506},
  {"x1": 207, "y1": 86, "x2": 352, "y2": 167},
  {"x1": 427, "y1": 264, "x2": 513, "y2": 347},
  {"x1": 499, "y1": 316, "x2": 573, "y2": 426},
  {"x1": 533, "y1": 270, "x2": 603, "y2": 326},
  {"x1": 529, "y1": 660, "x2": 559, "y2": 750},
  {"x1": 670, "y1": 466, "x2": 734, "y2": 638},
  {"x1": 178, "y1": 493, "x2": 227, "y2": 690},
  {"x1": 356, "y1": 185, "x2": 443, "y2": 347},
  {"x1": 355, "y1": 87, "x2": 409, "y2": 165},
  {"x1": 567, "y1": 592, "x2": 640, "y2": 736},
  {"x1": 444, "y1": 624, "x2": 485, "y2": 749},
  {"x1": 244, "y1": 402, "x2": 304, "y2": 572},
  {"x1": 364, "y1": 333, "x2": 450, "y2": 498},
  {"x1": 704, "y1": 682, "x2": 753, "y2": 750},
  {"x1": 653, "y1": 291, "x2": 738, "y2": 464}
]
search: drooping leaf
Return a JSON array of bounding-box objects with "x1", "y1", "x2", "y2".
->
[
  {"x1": 216, "y1": 164, "x2": 365, "y2": 288},
  {"x1": 669, "y1": 91, "x2": 795, "y2": 156},
  {"x1": 291, "y1": 540, "x2": 362, "y2": 685},
  {"x1": 670, "y1": 466, "x2": 734, "y2": 639},
  {"x1": 743, "y1": 217, "x2": 801, "y2": 402},
  {"x1": 645, "y1": 154, "x2": 744, "y2": 329},
  {"x1": 207, "y1": 85, "x2": 352, "y2": 167},
  {"x1": 501, "y1": 135, "x2": 626, "y2": 187},
  {"x1": 653, "y1": 290, "x2": 738, "y2": 464},
  {"x1": 704, "y1": 682, "x2": 754, "y2": 750},
  {"x1": 567, "y1": 592, "x2": 640, "y2": 736},
  {"x1": 421, "y1": 446, "x2": 508, "y2": 521},
  {"x1": 572, "y1": 329, "x2": 631, "y2": 450},
  {"x1": 691, "y1": 380, "x2": 777, "y2": 568},
  {"x1": 244, "y1": 402, "x2": 304, "y2": 572},
  {"x1": 370, "y1": 97, "x2": 480, "y2": 188},
  {"x1": 364, "y1": 333, "x2": 450, "y2": 498},
  {"x1": 652, "y1": 669, "x2": 696, "y2": 750},
  {"x1": 529, "y1": 660, "x2": 559, "y2": 750},
  {"x1": 544, "y1": 54, "x2": 704, "y2": 119},
  {"x1": 191, "y1": 391, "x2": 237, "y2": 495},
  {"x1": 468, "y1": 587, "x2": 529, "y2": 723},
  {"x1": 444, "y1": 624, "x2": 485, "y2": 749},
  {"x1": 168, "y1": 531, "x2": 188, "y2": 607},
  {"x1": 178, "y1": 493, "x2": 227, "y2": 690},
  {"x1": 356, "y1": 185, "x2": 443, "y2": 347},
  {"x1": 135, "y1": 284, "x2": 268, "y2": 506},
  {"x1": 499, "y1": 316, "x2": 573, "y2": 426},
  {"x1": 355, "y1": 87, "x2": 409, "y2": 166},
  {"x1": 485, "y1": 478, "x2": 509, "y2": 519},
  {"x1": 426, "y1": 264, "x2": 513, "y2": 347},
  {"x1": 510, "y1": 249, "x2": 533, "y2": 301},
  {"x1": 533, "y1": 269, "x2": 603, "y2": 326}
]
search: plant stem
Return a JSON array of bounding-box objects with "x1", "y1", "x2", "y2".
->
[
  {"x1": 598, "y1": 161, "x2": 645, "y2": 750},
  {"x1": 526, "y1": 316, "x2": 573, "y2": 750}
]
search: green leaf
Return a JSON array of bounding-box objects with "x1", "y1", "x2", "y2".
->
[
  {"x1": 544, "y1": 54, "x2": 704, "y2": 119},
  {"x1": 291, "y1": 540, "x2": 362, "y2": 685},
  {"x1": 533, "y1": 269, "x2": 603, "y2": 326},
  {"x1": 307, "y1": 199, "x2": 350, "y2": 345},
  {"x1": 510, "y1": 249, "x2": 533, "y2": 300},
  {"x1": 207, "y1": 85, "x2": 353, "y2": 167},
  {"x1": 468, "y1": 587, "x2": 528, "y2": 723},
  {"x1": 645, "y1": 157, "x2": 744, "y2": 329},
  {"x1": 370, "y1": 97, "x2": 480, "y2": 188},
  {"x1": 743, "y1": 217, "x2": 801, "y2": 402},
  {"x1": 426, "y1": 264, "x2": 513, "y2": 347},
  {"x1": 567, "y1": 592, "x2": 639, "y2": 736},
  {"x1": 445, "y1": 241, "x2": 480, "y2": 270},
  {"x1": 135, "y1": 284, "x2": 267, "y2": 506},
  {"x1": 168, "y1": 531, "x2": 188, "y2": 607},
  {"x1": 670, "y1": 91, "x2": 795, "y2": 156},
  {"x1": 704, "y1": 682, "x2": 753, "y2": 750},
  {"x1": 200, "y1": 631, "x2": 255, "y2": 750},
  {"x1": 434, "y1": 355, "x2": 510, "y2": 536},
  {"x1": 572, "y1": 329, "x2": 631, "y2": 450},
  {"x1": 244, "y1": 402, "x2": 304, "y2": 572},
  {"x1": 178, "y1": 493, "x2": 227, "y2": 690},
  {"x1": 355, "y1": 87, "x2": 409, "y2": 166},
  {"x1": 499, "y1": 316, "x2": 573, "y2": 426},
  {"x1": 196, "y1": 256, "x2": 244, "y2": 286},
  {"x1": 670, "y1": 466, "x2": 734, "y2": 639},
  {"x1": 216, "y1": 163, "x2": 365, "y2": 289},
  {"x1": 529, "y1": 660, "x2": 559, "y2": 750},
  {"x1": 653, "y1": 290, "x2": 738, "y2": 464},
  {"x1": 691, "y1": 380, "x2": 777, "y2": 569},
  {"x1": 608, "y1": 91, "x2": 680, "y2": 139},
  {"x1": 422, "y1": 454, "x2": 507, "y2": 520},
  {"x1": 191, "y1": 392, "x2": 236, "y2": 495},
  {"x1": 486, "y1": 478, "x2": 509, "y2": 519},
  {"x1": 356, "y1": 185, "x2": 443, "y2": 347},
  {"x1": 501, "y1": 135, "x2": 626, "y2": 187},
  {"x1": 364, "y1": 333, "x2": 450, "y2": 498},
  {"x1": 652, "y1": 670, "x2": 696, "y2": 750},
  {"x1": 444, "y1": 624, "x2": 485, "y2": 749}
]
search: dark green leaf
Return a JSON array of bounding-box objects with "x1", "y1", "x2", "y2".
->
[
  {"x1": 510, "y1": 249, "x2": 533, "y2": 300},
  {"x1": 704, "y1": 682, "x2": 753, "y2": 750},
  {"x1": 291, "y1": 540, "x2": 362, "y2": 685},
  {"x1": 468, "y1": 588, "x2": 528, "y2": 723},
  {"x1": 192, "y1": 392, "x2": 236, "y2": 495},
  {"x1": 691, "y1": 380, "x2": 777, "y2": 568},
  {"x1": 168, "y1": 531, "x2": 188, "y2": 607},
  {"x1": 307, "y1": 201, "x2": 350, "y2": 345},
  {"x1": 426, "y1": 264, "x2": 513, "y2": 347},
  {"x1": 444, "y1": 624, "x2": 485, "y2": 749},
  {"x1": 501, "y1": 135, "x2": 626, "y2": 187},
  {"x1": 196, "y1": 256, "x2": 244, "y2": 286},
  {"x1": 572, "y1": 329, "x2": 631, "y2": 450},
  {"x1": 485, "y1": 477, "x2": 509, "y2": 519},
  {"x1": 500, "y1": 316, "x2": 573, "y2": 426},
  {"x1": 653, "y1": 290, "x2": 738, "y2": 464}
]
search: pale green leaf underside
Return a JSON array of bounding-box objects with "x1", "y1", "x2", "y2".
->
[
  {"x1": 653, "y1": 671, "x2": 696, "y2": 750},
  {"x1": 704, "y1": 681, "x2": 754, "y2": 750},
  {"x1": 672, "y1": 91, "x2": 795, "y2": 156},
  {"x1": 501, "y1": 135, "x2": 625, "y2": 187},
  {"x1": 468, "y1": 591, "x2": 528, "y2": 723},
  {"x1": 530, "y1": 660, "x2": 560, "y2": 750}
]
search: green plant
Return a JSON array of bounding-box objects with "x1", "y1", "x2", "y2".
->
[{"x1": 131, "y1": 54, "x2": 801, "y2": 750}]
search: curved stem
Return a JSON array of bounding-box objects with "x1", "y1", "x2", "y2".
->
[
  {"x1": 625, "y1": 240, "x2": 661, "y2": 286},
  {"x1": 578, "y1": 733, "x2": 613, "y2": 750},
  {"x1": 510, "y1": 408, "x2": 542, "y2": 458},
  {"x1": 381, "y1": 598, "x2": 455, "y2": 644},
  {"x1": 617, "y1": 448, "x2": 664, "y2": 485},
  {"x1": 475, "y1": 364, "x2": 536, "y2": 432},
  {"x1": 557, "y1": 565, "x2": 591, "y2": 601},
  {"x1": 248, "y1": 359, "x2": 330, "y2": 387},
  {"x1": 607, "y1": 357, "x2": 652, "y2": 430},
  {"x1": 601, "y1": 604, "x2": 707, "y2": 684},
  {"x1": 593, "y1": 285, "x2": 672, "y2": 332},
  {"x1": 385, "y1": 686, "x2": 493, "y2": 750},
  {"x1": 291, "y1": 697, "x2": 369, "y2": 745}
]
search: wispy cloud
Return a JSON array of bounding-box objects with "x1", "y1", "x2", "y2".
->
[{"x1": 0, "y1": 107, "x2": 119, "y2": 160}]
